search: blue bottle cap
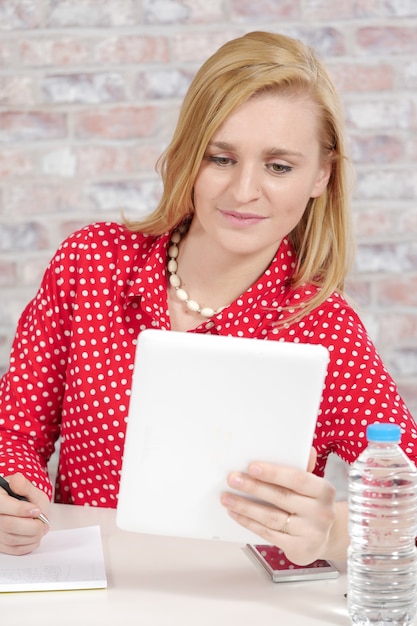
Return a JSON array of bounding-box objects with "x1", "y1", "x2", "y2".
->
[{"x1": 366, "y1": 422, "x2": 401, "y2": 442}]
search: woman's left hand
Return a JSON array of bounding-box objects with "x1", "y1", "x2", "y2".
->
[{"x1": 220, "y1": 448, "x2": 337, "y2": 565}]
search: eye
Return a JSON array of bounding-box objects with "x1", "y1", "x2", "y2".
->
[
  {"x1": 210, "y1": 156, "x2": 235, "y2": 166},
  {"x1": 268, "y1": 163, "x2": 292, "y2": 174}
]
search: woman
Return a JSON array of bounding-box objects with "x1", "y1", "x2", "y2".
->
[{"x1": 0, "y1": 31, "x2": 416, "y2": 563}]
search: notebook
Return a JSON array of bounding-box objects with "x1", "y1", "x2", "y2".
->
[{"x1": 116, "y1": 329, "x2": 329, "y2": 543}]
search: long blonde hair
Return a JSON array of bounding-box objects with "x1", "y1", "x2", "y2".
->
[{"x1": 127, "y1": 31, "x2": 354, "y2": 318}]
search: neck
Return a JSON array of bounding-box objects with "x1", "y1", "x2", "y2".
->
[{"x1": 178, "y1": 221, "x2": 277, "y2": 304}]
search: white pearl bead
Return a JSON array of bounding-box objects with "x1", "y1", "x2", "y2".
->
[
  {"x1": 167, "y1": 226, "x2": 227, "y2": 320},
  {"x1": 186, "y1": 299, "x2": 200, "y2": 312},
  {"x1": 168, "y1": 244, "x2": 179, "y2": 258},
  {"x1": 176, "y1": 288, "x2": 188, "y2": 302},
  {"x1": 167, "y1": 258, "x2": 178, "y2": 272},
  {"x1": 169, "y1": 274, "x2": 181, "y2": 288}
]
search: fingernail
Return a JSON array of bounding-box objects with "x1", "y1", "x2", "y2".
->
[
  {"x1": 221, "y1": 493, "x2": 235, "y2": 507},
  {"x1": 248, "y1": 463, "x2": 262, "y2": 477},
  {"x1": 29, "y1": 508, "x2": 41, "y2": 517},
  {"x1": 229, "y1": 473, "x2": 244, "y2": 487}
]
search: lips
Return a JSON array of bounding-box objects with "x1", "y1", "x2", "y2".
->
[{"x1": 220, "y1": 209, "x2": 267, "y2": 226}]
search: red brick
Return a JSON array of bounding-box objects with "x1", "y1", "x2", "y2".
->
[
  {"x1": 0, "y1": 260, "x2": 17, "y2": 286},
  {"x1": 231, "y1": 0, "x2": 299, "y2": 20},
  {"x1": 357, "y1": 27, "x2": 417, "y2": 54},
  {"x1": 20, "y1": 38, "x2": 90, "y2": 66},
  {"x1": 93, "y1": 36, "x2": 169, "y2": 64},
  {"x1": 132, "y1": 143, "x2": 165, "y2": 174},
  {"x1": 377, "y1": 276, "x2": 417, "y2": 307},
  {"x1": 41, "y1": 73, "x2": 126, "y2": 104},
  {"x1": 397, "y1": 383, "x2": 417, "y2": 417},
  {"x1": 329, "y1": 62, "x2": 394, "y2": 92},
  {"x1": 377, "y1": 313, "x2": 417, "y2": 344},
  {"x1": 353, "y1": 206, "x2": 417, "y2": 240},
  {"x1": 345, "y1": 100, "x2": 413, "y2": 131},
  {"x1": 401, "y1": 59, "x2": 417, "y2": 90},
  {"x1": 21, "y1": 257, "x2": 52, "y2": 286},
  {"x1": 355, "y1": 242, "x2": 416, "y2": 274},
  {"x1": 352, "y1": 208, "x2": 393, "y2": 238},
  {"x1": 355, "y1": 170, "x2": 415, "y2": 201},
  {"x1": 75, "y1": 145, "x2": 135, "y2": 176},
  {"x1": 0, "y1": 42, "x2": 13, "y2": 67},
  {"x1": 345, "y1": 279, "x2": 372, "y2": 307},
  {"x1": 385, "y1": 348, "x2": 417, "y2": 377},
  {"x1": 303, "y1": 0, "x2": 380, "y2": 19},
  {"x1": 144, "y1": 0, "x2": 226, "y2": 24},
  {"x1": 7, "y1": 183, "x2": 82, "y2": 215},
  {"x1": 59, "y1": 220, "x2": 97, "y2": 240},
  {"x1": 41, "y1": 147, "x2": 76, "y2": 177},
  {"x1": 0, "y1": 76, "x2": 35, "y2": 106},
  {"x1": 171, "y1": 31, "x2": 240, "y2": 62},
  {"x1": 0, "y1": 112, "x2": 67, "y2": 142},
  {"x1": 292, "y1": 28, "x2": 346, "y2": 57},
  {"x1": 0, "y1": 0, "x2": 42, "y2": 28},
  {"x1": 0, "y1": 222, "x2": 49, "y2": 252},
  {"x1": 87, "y1": 180, "x2": 161, "y2": 213},
  {"x1": 73, "y1": 107, "x2": 157, "y2": 140},
  {"x1": 135, "y1": 68, "x2": 193, "y2": 99},
  {"x1": 349, "y1": 134, "x2": 404, "y2": 163},
  {"x1": 0, "y1": 149, "x2": 34, "y2": 178},
  {"x1": 47, "y1": 0, "x2": 137, "y2": 27}
]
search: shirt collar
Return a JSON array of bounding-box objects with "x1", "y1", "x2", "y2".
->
[{"x1": 125, "y1": 232, "x2": 298, "y2": 334}]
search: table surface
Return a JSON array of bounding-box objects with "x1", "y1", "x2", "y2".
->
[{"x1": 1, "y1": 503, "x2": 350, "y2": 626}]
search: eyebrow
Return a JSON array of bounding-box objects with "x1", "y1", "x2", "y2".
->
[{"x1": 207, "y1": 141, "x2": 303, "y2": 158}]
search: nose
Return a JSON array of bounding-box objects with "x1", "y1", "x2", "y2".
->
[{"x1": 229, "y1": 164, "x2": 261, "y2": 204}]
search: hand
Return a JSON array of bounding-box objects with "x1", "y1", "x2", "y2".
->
[
  {"x1": 220, "y1": 449, "x2": 337, "y2": 565},
  {"x1": 0, "y1": 472, "x2": 50, "y2": 555}
]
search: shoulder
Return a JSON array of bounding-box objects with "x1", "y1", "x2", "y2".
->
[
  {"x1": 272, "y1": 289, "x2": 376, "y2": 359},
  {"x1": 60, "y1": 221, "x2": 152, "y2": 251},
  {"x1": 53, "y1": 222, "x2": 157, "y2": 265},
  {"x1": 302, "y1": 291, "x2": 374, "y2": 349}
]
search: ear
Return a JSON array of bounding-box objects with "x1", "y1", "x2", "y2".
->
[{"x1": 310, "y1": 157, "x2": 332, "y2": 199}]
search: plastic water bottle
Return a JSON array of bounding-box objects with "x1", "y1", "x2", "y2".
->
[{"x1": 347, "y1": 422, "x2": 417, "y2": 626}]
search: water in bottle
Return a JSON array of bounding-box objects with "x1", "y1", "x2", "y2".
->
[{"x1": 347, "y1": 422, "x2": 417, "y2": 626}]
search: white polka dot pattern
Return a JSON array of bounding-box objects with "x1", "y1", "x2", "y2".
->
[{"x1": 0, "y1": 221, "x2": 416, "y2": 507}]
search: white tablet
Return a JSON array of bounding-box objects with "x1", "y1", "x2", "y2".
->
[{"x1": 116, "y1": 329, "x2": 329, "y2": 543}]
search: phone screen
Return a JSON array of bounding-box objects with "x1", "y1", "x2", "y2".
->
[{"x1": 246, "y1": 544, "x2": 339, "y2": 582}]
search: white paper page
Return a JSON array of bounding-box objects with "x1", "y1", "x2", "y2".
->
[{"x1": 0, "y1": 525, "x2": 107, "y2": 592}]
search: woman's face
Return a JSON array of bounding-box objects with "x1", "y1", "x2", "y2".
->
[{"x1": 192, "y1": 93, "x2": 331, "y2": 263}]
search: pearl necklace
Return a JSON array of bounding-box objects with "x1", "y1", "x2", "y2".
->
[{"x1": 167, "y1": 225, "x2": 222, "y2": 319}]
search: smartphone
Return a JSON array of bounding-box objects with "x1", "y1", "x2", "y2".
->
[{"x1": 246, "y1": 544, "x2": 339, "y2": 582}]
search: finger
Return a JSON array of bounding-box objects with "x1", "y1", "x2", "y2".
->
[
  {"x1": 307, "y1": 448, "x2": 317, "y2": 473},
  {"x1": 225, "y1": 506, "x2": 306, "y2": 560},
  {"x1": 0, "y1": 531, "x2": 44, "y2": 556},
  {"x1": 0, "y1": 490, "x2": 44, "y2": 521},
  {"x1": 226, "y1": 469, "x2": 335, "y2": 519},
  {"x1": 246, "y1": 462, "x2": 336, "y2": 503},
  {"x1": 0, "y1": 514, "x2": 48, "y2": 555}
]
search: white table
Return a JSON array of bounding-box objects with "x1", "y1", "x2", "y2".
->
[{"x1": 2, "y1": 503, "x2": 350, "y2": 626}]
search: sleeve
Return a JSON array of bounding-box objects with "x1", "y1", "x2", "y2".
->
[
  {"x1": 308, "y1": 297, "x2": 417, "y2": 475},
  {"x1": 0, "y1": 237, "x2": 76, "y2": 498}
]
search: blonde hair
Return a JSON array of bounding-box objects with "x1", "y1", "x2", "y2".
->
[{"x1": 127, "y1": 31, "x2": 354, "y2": 319}]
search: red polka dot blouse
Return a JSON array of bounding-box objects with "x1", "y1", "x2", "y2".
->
[{"x1": 0, "y1": 222, "x2": 416, "y2": 507}]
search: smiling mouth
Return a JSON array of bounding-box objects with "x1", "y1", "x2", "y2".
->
[{"x1": 221, "y1": 210, "x2": 266, "y2": 221}]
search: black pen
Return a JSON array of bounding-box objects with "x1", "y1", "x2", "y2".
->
[{"x1": 0, "y1": 475, "x2": 49, "y2": 525}]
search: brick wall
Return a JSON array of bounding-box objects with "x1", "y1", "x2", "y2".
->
[{"x1": 1, "y1": 1, "x2": 417, "y2": 414}]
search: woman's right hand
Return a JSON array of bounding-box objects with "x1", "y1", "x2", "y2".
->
[{"x1": 0, "y1": 472, "x2": 50, "y2": 555}]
